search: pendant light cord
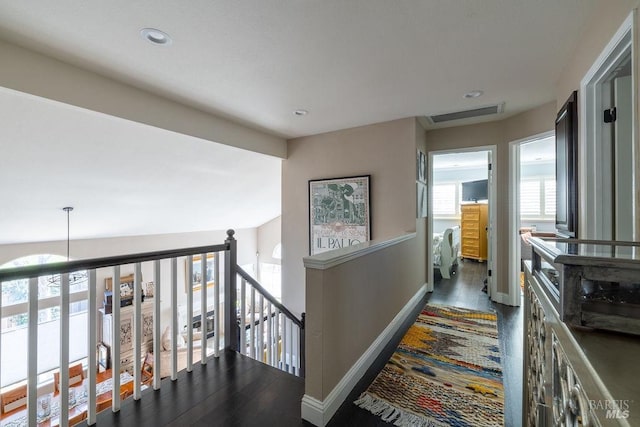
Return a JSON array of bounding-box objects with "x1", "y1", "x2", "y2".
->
[{"x1": 63, "y1": 206, "x2": 73, "y2": 262}]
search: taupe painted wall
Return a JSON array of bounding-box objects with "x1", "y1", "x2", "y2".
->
[
  {"x1": 257, "y1": 216, "x2": 282, "y2": 265},
  {"x1": 556, "y1": 0, "x2": 639, "y2": 109},
  {"x1": 283, "y1": 118, "x2": 422, "y2": 316},
  {"x1": 554, "y1": 0, "x2": 640, "y2": 239},
  {"x1": 426, "y1": 102, "x2": 556, "y2": 295},
  {"x1": 305, "y1": 233, "x2": 425, "y2": 401}
]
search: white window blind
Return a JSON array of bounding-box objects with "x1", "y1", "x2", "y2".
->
[
  {"x1": 1, "y1": 312, "x2": 88, "y2": 387},
  {"x1": 544, "y1": 180, "x2": 556, "y2": 216},
  {"x1": 433, "y1": 184, "x2": 457, "y2": 215},
  {"x1": 520, "y1": 180, "x2": 541, "y2": 216}
]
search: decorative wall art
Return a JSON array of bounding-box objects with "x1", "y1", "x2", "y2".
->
[
  {"x1": 417, "y1": 182, "x2": 427, "y2": 218},
  {"x1": 416, "y1": 149, "x2": 427, "y2": 218},
  {"x1": 187, "y1": 254, "x2": 216, "y2": 292},
  {"x1": 309, "y1": 175, "x2": 371, "y2": 255},
  {"x1": 416, "y1": 149, "x2": 426, "y2": 183}
]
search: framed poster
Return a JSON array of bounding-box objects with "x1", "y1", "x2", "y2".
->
[
  {"x1": 309, "y1": 175, "x2": 371, "y2": 255},
  {"x1": 416, "y1": 149, "x2": 426, "y2": 183},
  {"x1": 186, "y1": 254, "x2": 216, "y2": 292},
  {"x1": 417, "y1": 182, "x2": 427, "y2": 218}
]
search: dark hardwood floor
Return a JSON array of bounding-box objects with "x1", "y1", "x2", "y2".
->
[
  {"x1": 90, "y1": 260, "x2": 522, "y2": 426},
  {"x1": 328, "y1": 259, "x2": 523, "y2": 427},
  {"x1": 91, "y1": 350, "x2": 306, "y2": 427}
]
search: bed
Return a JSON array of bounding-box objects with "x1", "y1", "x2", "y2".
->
[{"x1": 433, "y1": 226, "x2": 460, "y2": 279}]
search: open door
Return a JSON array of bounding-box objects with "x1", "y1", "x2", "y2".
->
[{"x1": 486, "y1": 150, "x2": 495, "y2": 297}]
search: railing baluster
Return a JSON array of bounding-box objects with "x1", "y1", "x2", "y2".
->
[
  {"x1": 200, "y1": 253, "x2": 207, "y2": 365},
  {"x1": 111, "y1": 266, "x2": 121, "y2": 411},
  {"x1": 240, "y1": 279, "x2": 246, "y2": 356},
  {"x1": 27, "y1": 277, "x2": 38, "y2": 426},
  {"x1": 152, "y1": 260, "x2": 161, "y2": 390},
  {"x1": 170, "y1": 257, "x2": 178, "y2": 380},
  {"x1": 293, "y1": 323, "x2": 299, "y2": 376},
  {"x1": 258, "y1": 295, "x2": 264, "y2": 362},
  {"x1": 87, "y1": 269, "x2": 97, "y2": 424},
  {"x1": 133, "y1": 262, "x2": 142, "y2": 400},
  {"x1": 60, "y1": 273, "x2": 70, "y2": 425},
  {"x1": 250, "y1": 287, "x2": 255, "y2": 359},
  {"x1": 266, "y1": 302, "x2": 272, "y2": 366},
  {"x1": 282, "y1": 316, "x2": 288, "y2": 373},
  {"x1": 0, "y1": 231, "x2": 307, "y2": 425},
  {"x1": 214, "y1": 253, "x2": 220, "y2": 357},
  {"x1": 288, "y1": 318, "x2": 294, "y2": 375},
  {"x1": 186, "y1": 255, "x2": 193, "y2": 372},
  {"x1": 273, "y1": 308, "x2": 282, "y2": 369}
]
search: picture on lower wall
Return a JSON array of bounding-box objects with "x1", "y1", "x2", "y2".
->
[
  {"x1": 186, "y1": 254, "x2": 216, "y2": 292},
  {"x1": 417, "y1": 182, "x2": 427, "y2": 218},
  {"x1": 309, "y1": 175, "x2": 371, "y2": 255},
  {"x1": 417, "y1": 149, "x2": 426, "y2": 183}
]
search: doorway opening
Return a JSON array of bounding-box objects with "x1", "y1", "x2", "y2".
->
[
  {"x1": 509, "y1": 132, "x2": 556, "y2": 305},
  {"x1": 428, "y1": 146, "x2": 497, "y2": 301},
  {"x1": 581, "y1": 12, "x2": 637, "y2": 241}
]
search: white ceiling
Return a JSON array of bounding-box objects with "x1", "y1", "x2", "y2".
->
[
  {"x1": 0, "y1": 1, "x2": 597, "y2": 244},
  {"x1": 0, "y1": 0, "x2": 597, "y2": 138},
  {"x1": 433, "y1": 151, "x2": 488, "y2": 170},
  {"x1": 0, "y1": 88, "x2": 281, "y2": 244}
]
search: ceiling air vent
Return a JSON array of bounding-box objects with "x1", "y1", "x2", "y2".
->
[{"x1": 428, "y1": 103, "x2": 504, "y2": 124}]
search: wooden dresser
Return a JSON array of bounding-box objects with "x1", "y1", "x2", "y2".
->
[
  {"x1": 460, "y1": 203, "x2": 488, "y2": 262},
  {"x1": 99, "y1": 302, "x2": 153, "y2": 374}
]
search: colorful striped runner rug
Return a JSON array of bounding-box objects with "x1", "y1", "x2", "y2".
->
[{"x1": 355, "y1": 303, "x2": 504, "y2": 426}]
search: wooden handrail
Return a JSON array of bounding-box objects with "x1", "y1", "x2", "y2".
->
[
  {"x1": 235, "y1": 265, "x2": 303, "y2": 328},
  {"x1": 0, "y1": 243, "x2": 229, "y2": 282}
]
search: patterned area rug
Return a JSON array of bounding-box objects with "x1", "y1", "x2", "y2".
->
[{"x1": 355, "y1": 304, "x2": 504, "y2": 426}]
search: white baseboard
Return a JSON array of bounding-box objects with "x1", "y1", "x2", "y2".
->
[{"x1": 301, "y1": 284, "x2": 428, "y2": 426}]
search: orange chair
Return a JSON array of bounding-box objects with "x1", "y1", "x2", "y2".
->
[
  {"x1": 69, "y1": 410, "x2": 87, "y2": 426},
  {"x1": 54, "y1": 363, "x2": 85, "y2": 394},
  {"x1": 0, "y1": 384, "x2": 27, "y2": 414}
]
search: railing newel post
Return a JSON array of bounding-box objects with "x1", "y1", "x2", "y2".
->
[
  {"x1": 225, "y1": 229, "x2": 239, "y2": 352},
  {"x1": 300, "y1": 312, "x2": 306, "y2": 378}
]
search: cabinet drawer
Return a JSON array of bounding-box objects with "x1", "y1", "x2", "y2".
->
[
  {"x1": 462, "y1": 211, "x2": 480, "y2": 221},
  {"x1": 462, "y1": 246, "x2": 480, "y2": 257},
  {"x1": 462, "y1": 220, "x2": 479, "y2": 230},
  {"x1": 462, "y1": 229, "x2": 479, "y2": 238},
  {"x1": 119, "y1": 350, "x2": 134, "y2": 375},
  {"x1": 462, "y1": 239, "x2": 479, "y2": 249}
]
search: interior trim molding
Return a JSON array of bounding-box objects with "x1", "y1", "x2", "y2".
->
[
  {"x1": 301, "y1": 284, "x2": 427, "y2": 426},
  {"x1": 491, "y1": 291, "x2": 513, "y2": 306},
  {"x1": 303, "y1": 233, "x2": 415, "y2": 270}
]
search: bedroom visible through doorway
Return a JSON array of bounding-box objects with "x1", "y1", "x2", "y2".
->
[{"x1": 431, "y1": 149, "x2": 491, "y2": 295}]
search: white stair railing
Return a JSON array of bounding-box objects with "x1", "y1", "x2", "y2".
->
[{"x1": 0, "y1": 230, "x2": 303, "y2": 427}]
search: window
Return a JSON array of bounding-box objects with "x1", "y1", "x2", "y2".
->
[
  {"x1": 433, "y1": 183, "x2": 458, "y2": 216},
  {"x1": 520, "y1": 180, "x2": 541, "y2": 216},
  {"x1": 520, "y1": 177, "x2": 556, "y2": 219},
  {"x1": 544, "y1": 180, "x2": 556, "y2": 216},
  {"x1": 0, "y1": 255, "x2": 88, "y2": 388}
]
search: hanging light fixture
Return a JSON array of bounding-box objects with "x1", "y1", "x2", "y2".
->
[{"x1": 48, "y1": 207, "x2": 87, "y2": 287}]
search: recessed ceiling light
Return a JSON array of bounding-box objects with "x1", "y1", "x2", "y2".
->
[
  {"x1": 293, "y1": 109, "x2": 308, "y2": 116},
  {"x1": 140, "y1": 28, "x2": 172, "y2": 46},
  {"x1": 463, "y1": 90, "x2": 484, "y2": 99}
]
